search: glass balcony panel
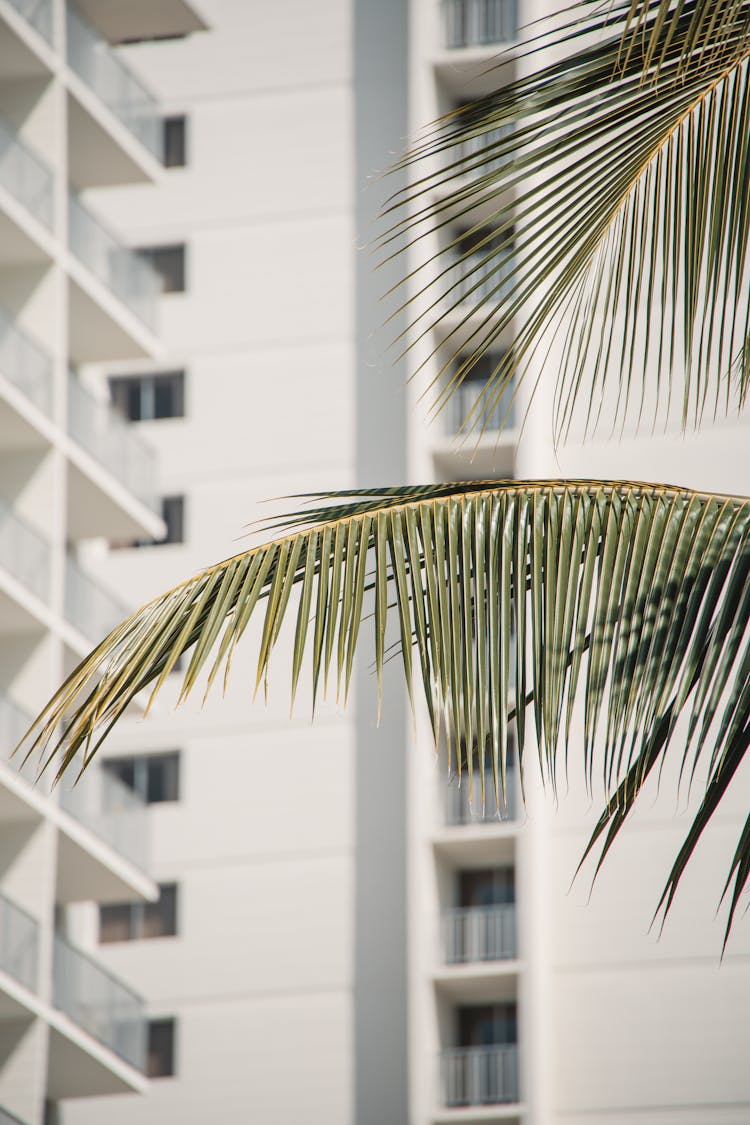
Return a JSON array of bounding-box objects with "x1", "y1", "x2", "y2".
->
[
  {"x1": 68, "y1": 373, "x2": 157, "y2": 507},
  {"x1": 444, "y1": 0, "x2": 518, "y2": 47},
  {"x1": 52, "y1": 933, "x2": 146, "y2": 1070},
  {"x1": 451, "y1": 122, "x2": 513, "y2": 177},
  {"x1": 447, "y1": 245, "x2": 515, "y2": 306},
  {"x1": 58, "y1": 761, "x2": 149, "y2": 873},
  {"x1": 0, "y1": 303, "x2": 53, "y2": 415},
  {"x1": 442, "y1": 1044, "x2": 519, "y2": 1106},
  {"x1": 0, "y1": 115, "x2": 54, "y2": 229},
  {"x1": 444, "y1": 903, "x2": 516, "y2": 962},
  {"x1": 0, "y1": 1108, "x2": 29, "y2": 1125},
  {"x1": 66, "y1": 5, "x2": 160, "y2": 158},
  {"x1": 0, "y1": 497, "x2": 51, "y2": 602},
  {"x1": 452, "y1": 372, "x2": 515, "y2": 433},
  {"x1": 446, "y1": 765, "x2": 516, "y2": 825},
  {"x1": 64, "y1": 553, "x2": 128, "y2": 643},
  {"x1": 0, "y1": 889, "x2": 38, "y2": 993},
  {"x1": 7, "y1": 0, "x2": 53, "y2": 42},
  {"x1": 68, "y1": 192, "x2": 159, "y2": 329}
]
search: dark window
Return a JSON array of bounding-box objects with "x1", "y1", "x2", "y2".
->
[
  {"x1": 161, "y1": 495, "x2": 185, "y2": 544},
  {"x1": 147, "y1": 1018, "x2": 176, "y2": 1078},
  {"x1": 458, "y1": 1003, "x2": 517, "y2": 1048},
  {"x1": 104, "y1": 752, "x2": 181, "y2": 803},
  {"x1": 138, "y1": 244, "x2": 186, "y2": 293},
  {"x1": 109, "y1": 371, "x2": 185, "y2": 422},
  {"x1": 100, "y1": 884, "x2": 178, "y2": 944},
  {"x1": 163, "y1": 115, "x2": 187, "y2": 167},
  {"x1": 459, "y1": 868, "x2": 515, "y2": 909}
]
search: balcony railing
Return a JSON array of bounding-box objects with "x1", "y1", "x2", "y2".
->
[
  {"x1": 442, "y1": 1044, "x2": 519, "y2": 1106},
  {"x1": 0, "y1": 303, "x2": 53, "y2": 415},
  {"x1": 6, "y1": 0, "x2": 53, "y2": 43},
  {"x1": 68, "y1": 192, "x2": 159, "y2": 329},
  {"x1": 451, "y1": 375, "x2": 515, "y2": 434},
  {"x1": 59, "y1": 761, "x2": 149, "y2": 873},
  {"x1": 66, "y1": 4, "x2": 160, "y2": 158},
  {"x1": 447, "y1": 246, "x2": 515, "y2": 306},
  {"x1": 68, "y1": 373, "x2": 157, "y2": 507},
  {"x1": 53, "y1": 933, "x2": 146, "y2": 1070},
  {"x1": 0, "y1": 114, "x2": 54, "y2": 229},
  {"x1": 0, "y1": 497, "x2": 50, "y2": 602},
  {"x1": 450, "y1": 122, "x2": 513, "y2": 178},
  {"x1": 444, "y1": 904, "x2": 516, "y2": 963},
  {"x1": 446, "y1": 766, "x2": 516, "y2": 825},
  {"x1": 64, "y1": 553, "x2": 128, "y2": 643},
  {"x1": 0, "y1": 889, "x2": 38, "y2": 993},
  {"x1": 444, "y1": 0, "x2": 517, "y2": 48}
]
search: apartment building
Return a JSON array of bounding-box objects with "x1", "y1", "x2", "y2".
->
[
  {"x1": 0, "y1": 1, "x2": 203, "y2": 1122},
  {"x1": 406, "y1": 2, "x2": 750, "y2": 1125},
  {"x1": 5, "y1": 1, "x2": 741, "y2": 1125}
]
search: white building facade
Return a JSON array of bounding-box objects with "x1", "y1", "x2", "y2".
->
[
  {"x1": 7, "y1": 1, "x2": 742, "y2": 1125},
  {"x1": 0, "y1": 1, "x2": 203, "y2": 1122}
]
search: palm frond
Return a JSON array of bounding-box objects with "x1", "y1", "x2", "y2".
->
[
  {"x1": 19, "y1": 481, "x2": 750, "y2": 940},
  {"x1": 381, "y1": 0, "x2": 750, "y2": 440}
]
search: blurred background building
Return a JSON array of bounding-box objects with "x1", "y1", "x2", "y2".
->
[{"x1": 0, "y1": 1, "x2": 748, "y2": 1124}]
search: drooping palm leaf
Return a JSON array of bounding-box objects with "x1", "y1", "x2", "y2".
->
[
  {"x1": 19, "y1": 481, "x2": 750, "y2": 940},
  {"x1": 381, "y1": 0, "x2": 750, "y2": 440}
]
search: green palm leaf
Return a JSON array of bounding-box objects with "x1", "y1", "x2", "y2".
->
[
  {"x1": 381, "y1": 0, "x2": 750, "y2": 439},
  {"x1": 19, "y1": 481, "x2": 750, "y2": 942}
]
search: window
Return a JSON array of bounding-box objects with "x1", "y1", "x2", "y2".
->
[
  {"x1": 137, "y1": 496, "x2": 186, "y2": 548},
  {"x1": 163, "y1": 115, "x2": 187, "y2": 168},
  {"x1": 459, "y1": 868, "x2": 515, "y2": 909},
  {"x1": 458, "y1": 1003, "x2": 517, "y2": 1048},
  {"x1": 138, "y1": 244, "x2": 186, "y2": 293},
  {"x1": 100, "y1": 884, "x2": 178, "y2": 944},
  {"x1": 451, "y1": 351, "x2": 514, "y2": 434},
  {"x1": 104, "y1": 751, "x2": 181, "y2": 803},
  {"x1": 109, "y1": 371, "x2": 185, "y2": 422},
  {"x1": 147, "y1": 1018, "x2": 176, "y2": 1078}
]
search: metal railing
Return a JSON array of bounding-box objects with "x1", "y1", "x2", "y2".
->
[
  {"x1": 0, "y1": 114, "x2": 54, "y2": 229},
  {"x1": 66, "y1": 4, "x2": 160, "y2": 158},
  {"x1": 64, "y1": 553, "x2": 129, "y2": 643},
  {"x1": 446, "y1": 766, "x2": 516, "y2": 825},
  {"x1": 450, "y1": 122, "x2": 513, "y2": 177},
  {"x1": 447, "y1": 246, "x2": 515, "y2": 306},
  {"x1": 451, "y1": 374, "x2": 515, "y2": 434},
  {"x1": 442, "y1": 1044, "x2": 519, "y2": 1106},
  {"x1": 444, "y1": 0, "x2": 517, "y2": 47},
  {"x1": 68, "y1": 373, "x2": 157, "y2": 507},
  {"x1": 444, "y1": 904, "x2": 516, "y2": 962},
  {"x1": 0, "y1": 303, "x2": 53, "y2": 415},
  {"x1": 58, "y1": 761, "x2": 149, "y2": 873},
  {"x1": 0, "y1": 497, "x2": 51, "y2": 602},
  {"x1": 68, "y1": 192, "x2": 159, "y2": 329},
  {"x1": 52, "y1": 932, "x2": 146, "y2": 1071},
  {"x1": 0, "y1": 889, "x2": 38, "y2": 993},
  {"x1": 6, "y1": 0, "x2": 53, "y2": 42}
]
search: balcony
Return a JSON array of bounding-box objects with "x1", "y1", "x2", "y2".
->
[
  {"x1": 66, "y1": 4, "x2": 160, "y2": 161},
  {"x1": 0, "y1": 1107, "x2": 28, "y2": 1125},
  {"x1": 444, "y1": 904, "x2": 516, "y2": 964},
  {"x1": 6, "y1": 0, "x2": 53, "y2": 43},
  {"x1": 64, "y1": 553, "x2": 128, "y2": 644},
  {"x1": 68, "y1": 372, "x2": 157, "y2": 509},
  {"x1": 446, "y1": 767, "x2": 516, "y2": 826},
  {"x1": 59, "y1": 762, "x2": 148, "y2": 875},
  {"x1": 442, "y1": 1044, "x2": 519, "y2": 1107},
  {"x1": 449, "y1": 122, "x2": 513, "y2": 179},
  {"x1": 52, "y1": 932, "x2": 146, "y2": 1071},
  {"x1": 68, "y1": 192, "x2": 158, "y2": 332},
  {"x1": 450, "y1": 372, "x2": 515, "y2": 435},
  {"x1": 443, "y1": 0, "x2": 517, "y2": 48},
  {"x1": 0, "y1": 302, "x2": 53, "y2": 418},
  {"x1": 447, "y1": 244, "x2": 515, "y2": 307},
  {"x1": 0, "y1": 114, "x2": 54, "y2": 263},
  {"x1": 0, "y1": 497, "x2": 50, "y2": 605},
  {"x1": 0, "y1": 888, "x2": 38, "y2": 993}
]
